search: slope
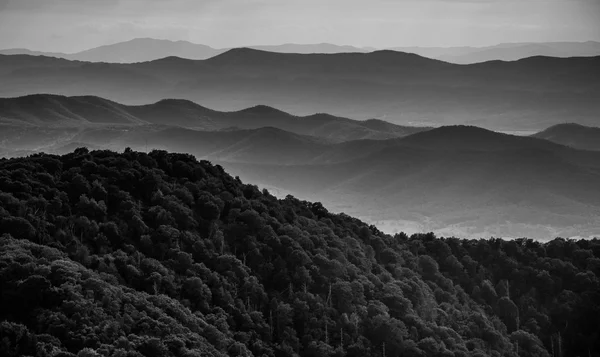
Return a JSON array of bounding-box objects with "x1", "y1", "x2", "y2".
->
[
  {"x1": 1, "y1": 149, "x2": 598, "y2": 357},
  {"x1": 1, "y1": 50, "x2": 599, "y2": 130},
  {"x1": 0, "y1": 94, "x2": 430, "y2": 142},
  {"x1": 218, "y1": 126, "x2": 600, "y2": 239},
  {"x1": 71, "y1": 38, "x2": 222, "y2": 63},
  {"x1": 58, "y1": 125, "x2": 332, "y2": 164},
  {"x1": 0, "y1": 94, "x2": 145, "y2": 126},
  {"x1": 532, "y1": 123, "x2": 600, "y2": 151}
]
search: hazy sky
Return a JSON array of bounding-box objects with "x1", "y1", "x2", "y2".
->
[{"x1": 1, "y1": 0, "x2": 599, "y2": 52}]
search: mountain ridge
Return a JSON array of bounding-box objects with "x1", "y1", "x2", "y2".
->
[
  {"x1": 532, "y1": 123, "x2": 600, "y2": 151},
  {"x1": 3, "y1": 38, "x2": 600, "y2": 64},
  {"x1": 0, "y1": 94, "x2": 431, "y2": 141},
  {"x1": 1, "y1": 52, "x2": 599, "y2": 131},
  {"x1": 2, "y1": 96, "x2": 600, "y2": 239}
]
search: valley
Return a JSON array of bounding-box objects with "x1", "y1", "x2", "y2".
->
[{"x1": 3, "y1": 94, "x2": 600, "y2": 240}]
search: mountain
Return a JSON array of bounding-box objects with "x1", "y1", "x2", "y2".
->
[
  {"x1": 0, "y1": 94, "x2": 147, "y2": 126},
  {"x1": 1, "y1": 50, "x2": 598, "y2": 131},
  {"x1": 0, "y1": 48, "x2": 68, "y2": 58},
  {"x1": 4, "y1": 39, "x2": 600, "y2": 64},
  {"x1": 532, "y1": 123, "x2": 600, "y2": 151},
  {"x1": 396, "y1": 125, "x2": 561, "y2": 151},
  {"x1": 3, "y1": 103, "x2": 597, "y2": 239},
  {"x1": 0, "y1": 39, "x2": 224, "y2": 62},
  {"x1": 71, "y1": 38, "x2": 223, "y2": 63},
  {"x1": 0, "y1": 94, "x2": 429, "y2": 142},
  {"x1": 0, "y1": 39, "x2": 369, "y2": 63},
  {"x1": 216, "y1": 126, "x2": 600, "y2": 239},
  {"x1": 0, "y1": 119, "x2": 416, "y2": 165},
  {"x1": 203, "y1": 47, "x2": 450, "y2": 72},
  {"x1": 47, "y1": 125, "x2": 334, "y2": 164},
  {"x1": 393, "y1": 41, "x2": 600, "y2": 64},
  {"x1": 249, "y1": 43, "x2": 370, "y2": 54},
  {"x1": 1, "y1": 149, "x2": 599, "y2": 357}
]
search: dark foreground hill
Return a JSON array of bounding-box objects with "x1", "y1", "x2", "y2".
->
[
  {"x1": 0, "y1": 149, "x2": 598, "y2": 357},
  {"x1": 1, "y1": 51, "x2": 599, "y2": 131},
  {"x1": 532, "y1": 123, "x2": 600, "y2": 151}
]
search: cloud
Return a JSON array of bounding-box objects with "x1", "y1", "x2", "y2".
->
[
  {"x1": 0, "y1": 0, "x2": 598, "y2": 51},
  {"x1": 0, "y1": 0, "x2": 120, "y2": 13}
]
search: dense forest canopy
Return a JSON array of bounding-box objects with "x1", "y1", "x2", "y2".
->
[{"x1": 0, "y1": 148, "x2": 598, "y2": 357}]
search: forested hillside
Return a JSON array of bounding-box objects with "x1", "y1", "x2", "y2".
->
[{"x1": 0, "y1": 149, "x2": 598, "y2": 357}]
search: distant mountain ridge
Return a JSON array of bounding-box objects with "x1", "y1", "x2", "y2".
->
[
  {"x1": 0, "y1": 38, "x2": 222, "y2": 63},
  {"x1": 2, "y1": 38, "x2": 599, "y2": 64},
  {"x1": 392, "y1": 41, "x2": 600, "y2": 63},
  {"x1": 217, "y1": 125, "x2": 600, "y2": 239},
  {"x1": 0, "y1": 38, "x2": 372, "y2": 63},
  {"x1": 1, "y1": 50, "x2": 598, "y2": 131},
  {"x1": 532, "y1": 123, "x2": 600, "y2": 151},
  {"x1": 0, "y1": 94, "x2": 430, "y2": 142},
  {"x1": 2, "y1": 94, "x2": 600, "y2": 239}
]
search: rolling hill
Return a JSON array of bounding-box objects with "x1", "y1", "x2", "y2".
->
[
  {"x1": 0, "y1": 121, "x2": 415, "y2": 165},
  {"x1": 0, "y1": 94, "x2": 429, "y2": 141},
  {"x1": 71, "y1": 38, "x2": 221, "y2": 63},
  {"x1": 214, "y1": 126, "x2": 600, "y2": 239},
  {"x1": 0, "y1": 39, "x2": 371, "y2": 63},
  {"x1": 393, "y1": 41, "x2": 600, "y2": 64},
  {"x1": 51, "y1": 125, "x2": 334, "y2": 165},
  {"x1": 2, "y1": 149, "x2": 598, "y2": 357},
  {"x1": 0, "y1": 38, "x2": 223, "y2": 63},
  {"x1": 250, "y1": 43, "x2": 371, "y2": 54},
  {"x1": 532, "y1": 123, "x2": 600, "y2": 151},
  {"x1": 1, "y1": 50, "x2": 598, "y2": 131},
  {"x1": 11, "y1": 122, "x2": 594, "y2": 240},
  {"x1": 2, "y1": 97, "x2": 600, "y2": 239},
  {"x1": 3, "y1": 38, "x2": 600, "y2": 64}
]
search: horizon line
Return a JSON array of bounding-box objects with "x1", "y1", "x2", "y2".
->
[{"x1": 2, "y1": 37, "x2": 600, "y2": 55}]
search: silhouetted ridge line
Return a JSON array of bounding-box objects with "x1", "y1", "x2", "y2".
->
[
  {"x1": 398, "y1": 125, "x2": 564, "y2": 151},
  {"x1": 0, "y1": 94, "x2": 432, "y2": 142},
  {"x1": 140, "y1": 55, "x2": 194, "y2": 64},
  {"x1": 151, "y1": 98, "x2": 212, "y2": 110},
  {"x1": 532, "y1": 123, "x2": 600, "y2": 151},
  {"x1": 205, "y1": 46, "x2": 452, "y2": 67},
  {"x1": 205, "y1": 47, "x2": 281, "y2": 64},
  {"x1": 235, "y1": 105, "x2": 289, "y2": 115}
]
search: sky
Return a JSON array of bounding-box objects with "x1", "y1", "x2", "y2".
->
[{"x1": 0, "y1": 0, "x2": 599, "y2": 52}]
